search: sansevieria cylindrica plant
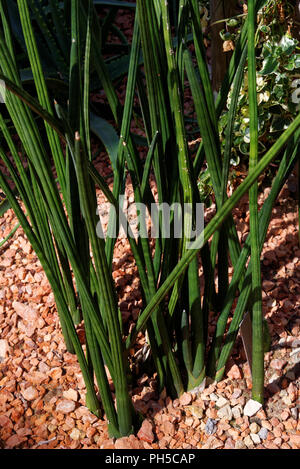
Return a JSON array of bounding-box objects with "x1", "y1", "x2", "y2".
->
[{"x1": 0, "y1": 0, "x2": 299, "y2": 435}]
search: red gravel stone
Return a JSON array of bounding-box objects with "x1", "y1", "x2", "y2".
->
[
  {"x1": 270, "y1": 359, "x2": 287, "y2": 370},
  {"x1": 137, "y1": 419, "x2": 155, "y2": 443},
  {"x1": 162, "y1": 421, "x2": 176, "y2": 437},
  {"x1": 289, "y1": 435, "x2": 300, "y2": 448},
  {"x1": 5, "y1": 434, "x2": 24, "y2": 448},
  {"x1": 179, "y1": 392, "x2": 192, "y2": 406},
  {"x1": 227, "y1": 364, "x2": 242, "y2": 380}
]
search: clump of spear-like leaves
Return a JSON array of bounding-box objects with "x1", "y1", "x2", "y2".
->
[{"x1": 0, "y1": 0, "x2": 299, "y2": 436}]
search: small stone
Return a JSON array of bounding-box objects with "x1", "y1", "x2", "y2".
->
[
  {"x1": 162, "y1": 421, "x2": 175, "y2": 436},
  {"x1": 56, "y1": 399, "x2": 76, "y2": 414},
  {"x1": 205, "y1": 418, "x2": 217, "y2": 435},
  {"x1": 209, "y1": 393, "x2": 218, "y2": 402},
  {"x1": 290, "y1": 408, "x2": 298, "y2": 420},
  {"x1": 224, "y1": 437, "x2": 235, "y2": 449},
  {"x1": 232, "y1": 405, "x2": 242, "y2": 420},
  {"x1": 202, "y1": 436, "x2": 223, "y2": 449},
  {"x1": 137, "y1": 419, "x2": 154, "y2": 443},
  {"x1": 287, "y1": 383, "x2": 297, "y2": 402},
  {"x1": 263, "y1": 441, "x2": 279, "y2": 450},
  {"x1": 250, "y1": 433, "x2": 261, "y2": 445},
  {"x1": 217, "y1": 404, "x2": 232, "y2": 421},
  {"x1": 280, "y1": 411, "x2": 289, "y2": 421},
  {"x1": 185, "y1": 405, "x2": 203, "y2": 419},
  {"x1": 291, "y1": 351, "x2": 300, "y2": 365},
  {"x1": 206, "y1": 408, "x2": 218, "y2": 419},
  {"x1": 270, "y1": 359, "x2": 287, "y2": 370},
  {"x1": 210, "y1": 438, "x2": 224, "y2": 449},
  {"x1": 285, "y1": 420, "x2": 296, "y2": 431},
  {"x1": 70, "y1": 428, "x2": 84, "y2": 441},
  {"x1": 270, "y1": 417, "x2": 280, "y2": 427},
  {"x1": 289, "y1": 435, "x2": 300, "y2": 448},
  {"x1": 128, "y1": 435, "x2": 143, "y2": 449},
  {"x1": 5, "y1": 434, "x2": 22, "y2": 448},
  {"x1": 290, "y1": 347, "x2": 300, "y2": 357},
  {"x1": 269, "y1": 373, "x2": 279, "y2": 383},
  {"x1": 185, "y1": 416, "x2": 194, "y2": 427},
  {"x1": 227, "y1": 364, "x2": 242, "y2": 380},
  {"x1": 282, "y1": 396, "x2": 292, "y2": 406},
  {"x1": 243, "y1": 399, "x2": 262, "y2": 417},
  {"x1": 179, "y1": 392, "x2": 192, "y2": 406},
  {"x1": 291, "y1": 339, "x2": 300, "y2": 348},
  {"x1": 256, "y1": 409, "x2": 267, "y2": 420},
  {"x1": 47, "y1": 424, "x2": 57, "y2": 433},
  {"x1": 261, "y1": 420, "x2": 272, "y2": 431},
  {"x1": 235, "y1": 440, "x2": 246, "y2": 449},
  {"x1": 0, "y1": 415, "x2": 12, "y2": 428},
  {"x1": 115, "y1": 437, "x2": 132, "y2": 450},
  {"x1": 244, "y1": 435, "x2": 254, "y2": 448},
  {"x1": 65, "y1": 416, "x2": 75, "y2": 429},
  {"x1": 273, "y1": 427, "x2": 282, "y2": 438},
  {"x1": 249, "y1": 422, "x2": 260, "y2": 434},
  {"x1": 232, "y1": 388, "x2": 242, "y2": 399},
  {"x1": 258, "y1": 427, "x2": 268, "y2": 440},
  {"x1": 63, "y1": 389, "x2": 78, "y2": 402},
  {"x1": 281, "y1": 443, "x2": 291, "y2": 450},
  {"x1": 21, "y1": 386, "x2": 38, "y2": 401},
  {"x1": 215, "y1": 397, "x2": 229, "y2": 408},
  {"x1": 0, "y1": 339, "x2": 9, "y2": 361},
  {"x1": 13, "y1": 301, "x2": 37, "y2": 322}
]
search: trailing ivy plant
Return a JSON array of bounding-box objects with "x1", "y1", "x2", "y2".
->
[{"x1": 219, "y1": 0, "x2": 300, "y2": 165}]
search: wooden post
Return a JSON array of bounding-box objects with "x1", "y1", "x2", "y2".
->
[{"x1": 210, "y1": 0, "x2": 239, "y2": 93}]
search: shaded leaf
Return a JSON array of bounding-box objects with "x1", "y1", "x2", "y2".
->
[{"x1": 90, "y1": 112, "x2": 119, "y2": 171}]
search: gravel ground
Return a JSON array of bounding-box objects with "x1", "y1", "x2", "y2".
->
[{"x1": 0, "y1": 159, "x2": 299, "y2": 450}]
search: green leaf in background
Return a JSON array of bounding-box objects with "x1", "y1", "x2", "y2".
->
[
  {"x1": 90, "y1": 112, "x2": 119, "y2": 171},
  {"x1": 107, "y1": 51, "x2": 143, "y2": 82}
]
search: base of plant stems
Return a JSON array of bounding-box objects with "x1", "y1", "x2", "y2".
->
[
  {"x1": 107, "y1": 400, "x2": 139, "y2": 438},
  {"x1": 187, "y1": 369, "x2": 206, "y2": 391},
  {"x1": 215, "y1": 366, "x2": 226, "y2": 383},
  {"x1": 107, "y1": 424, "x2": 122, "y2": 439},
  {"x1": 85, "y1": 391, "x2": 102, "y2": 419}
]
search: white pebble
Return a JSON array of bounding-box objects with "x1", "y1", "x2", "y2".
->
[
  {"x1": 215, "y1": 396, "x2": 229, "y2": 408},
  {"x1": 250, "y1": 433, "x2": 261, "y2": 445},
  {"x1": 243, "y1": 399, "x2": 262, "y2": 417}
]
